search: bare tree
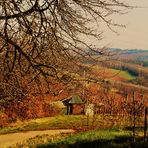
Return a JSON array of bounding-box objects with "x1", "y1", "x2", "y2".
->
[{"x1": 0, "y1": 0, "x2": 131, "y2": 99}]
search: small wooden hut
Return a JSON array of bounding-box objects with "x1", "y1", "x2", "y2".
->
[{"x1": 62, "y1": 95, "x2": 84, "y2": 115}]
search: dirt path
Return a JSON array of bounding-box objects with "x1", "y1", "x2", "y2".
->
[{"x1": 0, "y1": 129, "x2": 75, "y2": 148}]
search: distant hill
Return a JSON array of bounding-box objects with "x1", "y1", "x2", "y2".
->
[{"x1": 109, "y1": 48, "x2": 148, "y2": 61}]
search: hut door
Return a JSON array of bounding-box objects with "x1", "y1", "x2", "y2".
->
[{"x1": 69, "y1": 104, "x2": 73, "y2": 115}]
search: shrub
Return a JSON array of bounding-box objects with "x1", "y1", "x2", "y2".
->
[{"x1": 0, "y1": 113, "x2": 9, "y2": 127}]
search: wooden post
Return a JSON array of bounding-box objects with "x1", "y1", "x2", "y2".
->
[
  {"x1": 144, "y1": 107, "x2": 147, "y2": 142},
  {"x1": 132, "y1": 91, "x2": 136, "y2": 142}
]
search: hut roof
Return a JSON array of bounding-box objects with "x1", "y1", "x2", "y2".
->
[{"x1": 69, "y1": 95, "x2": 84, "y2": 104}]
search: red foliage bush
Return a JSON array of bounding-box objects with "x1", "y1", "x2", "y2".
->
[
  {"x1": 4, "y1": 95, "x2": 61, "y2": 123},
  {"x1": 0, "y1": 113, "x2": 9, "y2": 127}
]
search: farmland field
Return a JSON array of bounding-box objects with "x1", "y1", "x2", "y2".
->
[
  {"x1": 92, "y1": 65, "x2": 137, "y2": 81},
  {"x1": 109, "y1": 68, "x2": 137, "y2": 81}
]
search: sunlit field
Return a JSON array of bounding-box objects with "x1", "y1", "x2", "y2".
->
[{"x1": 1, "y1": 114, "x2": 147, "y2": 147}]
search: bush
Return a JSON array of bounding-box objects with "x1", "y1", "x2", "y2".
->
[{"x1": 0, "y1": 113, "x2": 9, "y2": 127}]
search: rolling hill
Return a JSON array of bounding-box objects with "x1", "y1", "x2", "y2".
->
[{"x1": 109, "y1": 48, "x2": 148, "y2": 61}]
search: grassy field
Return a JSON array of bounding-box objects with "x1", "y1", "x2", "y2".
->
[
  {"x1": 0, "y1": 115, "x2": 127, "y2": 134},
  {"x1": 92, "y1": 65, "x2": 137, "y2": 81},
  {"x1": 0, "y1": 115, "x2": 147, "y2": 147},
  {"x1": 37, "y1": 129, "x2": 136, "y2": 148},
  {"x1": 0, "y1": 115, "x2": 88, "y2": 134},
  {"x1": 0, "y1": 115, "x2": 144, "y2": 134},
  {"x1": 109, "y1": 69, "x2": 137, "y2": 81},
  {"x1": 11, "y1": 129, "x2": 148, "y2": 148}
]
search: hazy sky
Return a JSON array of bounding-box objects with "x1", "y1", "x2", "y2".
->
[{"x1": 87, "y1": 0, "x2": 148, "y2": 50}]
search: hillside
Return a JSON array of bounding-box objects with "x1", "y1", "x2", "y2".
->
[
  {"x1": 91, "y1": 65, "x2": 137, "y2": 82},
  {"x1": 1, "y1": 49, "x2": 148, "y2": 147},
  {"x1": 109, "y1": 48, "x2": 148, "y2": 61},
  {"x1": 0, "y1": 48, "x2": 148, "y2": 137}
]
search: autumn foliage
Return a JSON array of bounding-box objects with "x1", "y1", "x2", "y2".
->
[{"x1": 0, "y1": 64, "x2": 148, "y2": 128}]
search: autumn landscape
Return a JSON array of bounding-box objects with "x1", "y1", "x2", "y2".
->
[
  {"x1": 0, "y1": 47, "x2": 148, "y2": 147},
  {"x1": 0, "y1": 0, "x2": 148, "y2": 148}
]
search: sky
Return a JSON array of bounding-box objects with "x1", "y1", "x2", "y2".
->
[{"x1": 86, "y1": 0, "x2": 148, "y2": 50}]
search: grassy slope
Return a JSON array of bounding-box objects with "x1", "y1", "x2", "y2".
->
[
  {"x1": 0, "y1": 115, "x2": 147, "y2": 147},
  {"x1": 0, "y1": 115, "x2": 143, "y2": 135},
  {"x1": 13, "y1": 129, "x2": 148, "y2": 148},
  {"x1": 0, "y1": 115, "x2": 85, "y2": 134},
  {"x1": 16, "y1": 129, "x2": 131, "y2": 147},
  {"x1": 109, "y1": 68, "x2": 137, "y2": 81},
  {"x1": 37, "y1": 129, "x2": 133, "y2": 148},
  {"x1": 92, "y1": 65, "x2": 137, "y2": 81}
]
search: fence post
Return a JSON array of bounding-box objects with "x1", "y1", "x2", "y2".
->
[
  {"x1": 132, "y1": 91, "x2": 136, "y2": 142},
  {"x1": 144, "y1": 107, "x2": 147, "y2": 142}
]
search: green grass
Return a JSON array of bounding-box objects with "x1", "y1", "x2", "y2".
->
[
  {"x1": 110, "y1": 69, "x2": 137, "y2": 80},
  {"x1": 92, "y1": 65, "x2": 137, "y2": 81},
  {"x1": 9, "y1": 129, "x2": 132, "y2": 147},
  {"x1": 0, "y1": 114, "x2": 143, "y2": 135},
  {"x1": 0, "y1": 115, "x2": 87, "y2": 134},
  {"x1": 37, "y1": 129, "x2": 148, "y2": 148},
  {"x1": 1, "y1": 115, "x2": 147, "y2": 147},
  {"x1": 10, "y1": 128, "x2": 148, "y2": 148},
  {"x1": 0, "y1": 115, "x2": 144, "y2": 135}
]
